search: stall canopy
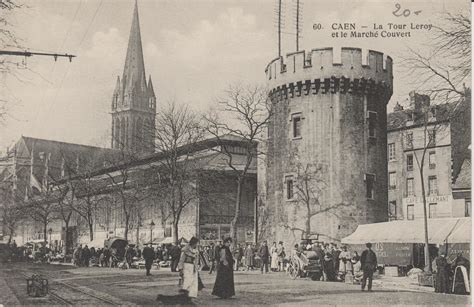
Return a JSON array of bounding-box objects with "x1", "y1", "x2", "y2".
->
[
  {"x1": 342, "y1": 217, "x2": 471, "y2": 245},
  {"x1": 159, "y1": 237, "x2": 188, "y2": 244}
]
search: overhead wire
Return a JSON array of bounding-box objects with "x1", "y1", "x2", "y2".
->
[
  {"x1": 30, "y1": 0, "x2": 84, "y2": 125},
  {"x1": 47, "y1": 0, "x2": 104, "y2": 113}
]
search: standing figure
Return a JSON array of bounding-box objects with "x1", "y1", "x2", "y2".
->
[
  {"x1": 360, "y1": 243, "x2": 377, "y2": 292},
  {"x1": 259, "y1": 241, "x2": 270, "y2": 274},
  {"x1": 209, "y1": 241, "x2": 222, "y2": 274},
  {"x1": 434, "y1": 253, "x2": 450, "y2": 293},
  {"x1": 233, "y1": 244, "x2": 243, "y2": 271},
  {"x1": 82, "y1": 245, "x2": 91, "y2": 267},
  {"x1": 102, "y1": 247, "x2": 110, "y2": 267},
  {"x1": 178, "y1": 237, "x2": 200, "y2": 298},
  {"x1": 142, "y1": 243, "x2": 155, "y2": 276},
  {"x1": 212, "y1": 237, "x2": 235, "y2": 299},
  {"x1": 73, "y1": 245, "x2": 82, "y2": 267},
  {"x1": 352, "y1": 253, "x2": 363, "y2": 282},
  {"x1": 135, "y1": 246, "x2": 142, "y2": 259},
  {"x1": 155, "y1": 245, "x2": 163, "y2": 263},
  {"x1": 125, "y1": 245, "x2": 134, "y2": 269},
  {"x1": 277, "y1": 242, "x2": 286, "y2": 272},
  {"x1": 270, "y1": 242, "x2": 279, "y2": 272},
  {"x1": 170, "y1": 243, "x2": 182, "y2": 272},
  {"x1": 323, "y1": 251, "x2": 336, "y2": 281},
  {"x1": 332, "y1": 244, "x2": 341, "y2": 273},
  {"x1": 339, "y1": 246, "x2": 353, "y2": 276},
  {"x1": 244, "y1": 243, "x2": 254, "y2": 271}
]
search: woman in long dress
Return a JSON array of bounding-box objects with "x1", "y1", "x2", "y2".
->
[
  {"x1": 270, "y1": 242, "x2": 279, "y2": 271},
  {"x1": 244, "y1": 243, "x2": 254, "y2": 271},
  {"x1": 212, "y1": 237, "x2": 235, "y2": 299},
  {"x1": 339, "y1": 246, "x2": 353, "y2": 275},
  {"x1": 178, "y1": 237, "x2": 200, "y2": 298}
]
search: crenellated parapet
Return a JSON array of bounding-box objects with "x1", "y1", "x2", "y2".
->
[
  {"x1": 265, "y1": 47, "x2": 393, "y2": 100},
  {"x1": 268, "y1": 76, "x2": 393, "y2": 103}
]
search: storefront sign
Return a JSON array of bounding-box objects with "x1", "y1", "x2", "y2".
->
[
  {"x1": 350, "y1": 242, "x2": 413, "y2": 266},
  {"x1": 404, "y1": 195, "x2": 450, "y2": 204}
]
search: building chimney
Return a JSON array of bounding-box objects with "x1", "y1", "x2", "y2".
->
[
  {"x1": 409, "y1": 91, "x2": 430, "y2": 113},
  {"x1": 393, "y1": 102, "x2": 404, "y2": 112}
]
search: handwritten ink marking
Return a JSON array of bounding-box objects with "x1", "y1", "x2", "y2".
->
[{"x1": 392, "y1": 3, "x2": 422, "y2": 17}]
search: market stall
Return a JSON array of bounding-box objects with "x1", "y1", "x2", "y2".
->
[{"x1": 341, "y1": 217, "x2": 471, "y2": 268}]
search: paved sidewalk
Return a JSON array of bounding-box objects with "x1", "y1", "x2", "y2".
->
[{"x1": 373, "y1": 275, "x2": 434, "y2": 293}]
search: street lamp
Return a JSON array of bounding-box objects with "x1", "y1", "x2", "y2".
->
[{"x1": 149, "y1": 220, "x2": 155, "y2": 244}]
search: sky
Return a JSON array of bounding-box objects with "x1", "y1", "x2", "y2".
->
[{"x1": 0, "y1": 0, "x2": 470, "y2": 151}]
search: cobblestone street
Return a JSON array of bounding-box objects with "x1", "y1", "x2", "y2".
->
[{"x1": 0, "y1": 263, "x2": 470, "y2": 306}]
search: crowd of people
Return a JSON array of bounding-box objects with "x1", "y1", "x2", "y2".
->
[
  {"x1": 290, "y1": 240, "x2": 367, "y2": 282},
  {"x1": 5, "y1": 237, "x2": 469, "y2": 300},
  {"x1": 71, "y1": 242, "x2": 184, "y2": 270}
]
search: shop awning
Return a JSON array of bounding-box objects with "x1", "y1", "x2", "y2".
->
[
  {"x1": 341, "y1": 218, "x2": 471, "y2": 245},
  {"x1": 160, "y1": 237, "x2": 174, "y2": 244}
]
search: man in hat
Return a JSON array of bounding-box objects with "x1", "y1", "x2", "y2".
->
[
  {"x1": 259, "y1": 240, "x2": 270, "y2": 274},
  {"x1": 360, "y1": 243, "x2": 377, "y2": 292},
  {"x1": 142, "y1": 243, "x2": 155, "y2": 276}
]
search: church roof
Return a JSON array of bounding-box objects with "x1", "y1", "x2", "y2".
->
[
  {"x1": 15, "y1": 136, "x2": 117, "y2": 182},
  {"x1": 122, "y1": 0, "x2": 147, "y2": 93}
]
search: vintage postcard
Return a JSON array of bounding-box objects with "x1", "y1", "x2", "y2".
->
[{"x1": 0, "y1": 0, "x2": 471, "y2": 305}]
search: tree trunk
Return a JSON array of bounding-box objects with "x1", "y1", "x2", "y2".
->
[
  {"x1": 172, "y1": 220, "x2": 179, "y2": 245},
  {"x1": 136, "y1": 224, "x2": 140, "y2": 245},
  {"x1": 420, "y1": 163, "x2": 431, "y2": 273},
  {"x1": 230, "y1": 177, "x2": 244, "y2": 243},
  {"x1": 305, "y1": 206, "x2": 311, "y2": 238},
  {"x1": 88, "y1": 220, "x2": 94, "y2": 242},
  {"x1": 64, "y1": 221, "x2": 70, "y2": 255},
  {"x1": 8, "y1": 228, "x2": 14, "y2": 244},
  {"x1": 43, "y1": 222, "x2": 48, "y2": 243},
  {"x1": 124, "y1": 213, "x2": 130, "y2": 240},
  {"x1": 421, "y1": 116, "x2": 432, "y2": 273}
]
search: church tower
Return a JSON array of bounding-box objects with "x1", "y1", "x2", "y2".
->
[{"x1": 111, "y1": 1, "x2": 156, "y2": 153}]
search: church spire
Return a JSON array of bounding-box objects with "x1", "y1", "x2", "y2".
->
[
  {"x1": 122, "y1": 0, "x2": 146, "y2": 93},
  {"x1": 147, "y1": 75, "x2": 155, "y2": 97}
]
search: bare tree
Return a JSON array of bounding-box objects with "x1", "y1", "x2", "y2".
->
[
  {"x1": 152, "y1": 102, "x2": 204, "y2": 244},
  {"x1": 401, "y1": 12, "x2": 470, "y2": 104},
  {"x1": 280, "y1": 158, "x2": 354, "y2": 241},
  {"x1": 102, "y1": 149, "x2": 153, "y2": 241},
  {"x1": 0, "y1": 182, "x2": 26, "y2": 243},
  {"x1": 28, "y1": 189, "x2": 59, "y2": 243},
  {"x1": 205, "y1": 84, "x2": 271, "y2": 243},
  {"x1": 52, "y1": 183, "x2": 73, "y2": 253}
]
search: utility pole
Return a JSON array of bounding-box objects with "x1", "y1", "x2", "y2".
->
[
  {"x1": 294, "y1": 0, "x2": 303, "y2": 52},
  {"x1": 0, "y1": 50, "x2": 76, "y2": 62},
  {"x1": 277, "y1": 0, "x2": 282, "y2": 57}
]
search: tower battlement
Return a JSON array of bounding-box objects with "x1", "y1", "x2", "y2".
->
[{"x1": 265, "y1": 47, "x2": 393, "y2": 91}]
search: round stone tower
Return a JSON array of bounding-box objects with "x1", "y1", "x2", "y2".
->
[{"x1": 264, "y1": 47, "x2": 393, "y2": 244}]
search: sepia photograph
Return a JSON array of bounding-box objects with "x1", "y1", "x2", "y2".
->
[{"x1": 0, "y1": 0, "x2": 471, "y2": 305}]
